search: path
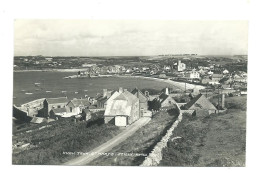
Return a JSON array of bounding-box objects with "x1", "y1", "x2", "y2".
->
[{"x1": 63, "y1": 117, "x2": 151, "y2": 165}]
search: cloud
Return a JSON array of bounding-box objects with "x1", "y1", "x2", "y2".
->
[{"x1": 14, "y1": 20, "x2": 248, "y2": 56}]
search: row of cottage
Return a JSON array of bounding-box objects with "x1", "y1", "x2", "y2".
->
[{"x1": 31, "y1": 86, "x2": 220, "y2": 127}]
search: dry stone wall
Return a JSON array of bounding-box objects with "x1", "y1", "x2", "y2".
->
[{"x1": 140, "y1": 112, "x2": 183, "y2": 166}]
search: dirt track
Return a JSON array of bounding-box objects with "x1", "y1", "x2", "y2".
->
[{"x1": 63, "y1": 117, "x2": 151, "y2": 166}]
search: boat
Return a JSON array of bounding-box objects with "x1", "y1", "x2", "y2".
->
[
  {"x1": 34, "y1": 83, "x2": 41, "y2": 87},
  {"x1": 46, "y1": 91, "x2": 52, "y2": 93},
  {"x1": 25, "y1": 93, "x2": 33, "y2": 95},
  {"x1": 61, "y1": 91, "x2": 67, "y2": 93},
  {"x1": 21, "y1": 90, "x2": 25, "y2": 92},
  {"x1": 84, "y1": 90, "x2": 88, "y2": 92},
  {"x1": 75, "y1": 91, "x2": 78, "y2": 94}
]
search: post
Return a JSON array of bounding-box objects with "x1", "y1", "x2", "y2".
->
[
  {"x1": 217, "y1": 85, "x2": 220, "y2": 114},
  {"x1": 184, "y1": 82, "x2": 186, "y2": 94}
]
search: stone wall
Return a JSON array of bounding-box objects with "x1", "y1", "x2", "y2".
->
[{"x1": 140, "y1": 113, "x2": 183, "y2": 166}]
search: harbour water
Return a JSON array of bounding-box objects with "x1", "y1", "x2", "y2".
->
[{"x1": 13, "y1": 71, "x2": 175, "y2": 106}]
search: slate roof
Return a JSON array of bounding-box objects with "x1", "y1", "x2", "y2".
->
[
  {"x1": 46, "y1": 97, "x2": 69, "y2": 104},
  {"x1": 52, "y1": 107, "x2": 67, "y2": 113},
  {"x1": 131, "y1": 88, "x2": 148, "y2": 102},
  {"x1": 70, "y1": 98, "x2": 91, "y2": 107},
  {"x1": 105, "y1": 90, "x2": 139, "y2": 116},
  {"x1": 158, "y1": 93, "x2": 168, "y2": 103},
  {"x1": 157, "y1": 93, "x2": 176, "y2": 104},
  {"x1": 184, "y1": 94, "x2": 217, "y2": 110}
]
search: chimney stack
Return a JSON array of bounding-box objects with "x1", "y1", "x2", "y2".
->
[
  {"x1": 107, "y1": 91, "x2": 112, "y2": 98},
  {"x1": 119, "y1": 87, "x2": 123, "y2": 93},
  {"x1": 145, "y1": 91, "x2": 149, "y2": 97},
  {"x1": 103, "y1": 89, "x2": 107, "y2": 98},
  {"x1": 165, "y1": 88, "x2": 169, "y2": 95},
  {"x1": 221, "y1": 93, "x2": 225, "y2": 108}
]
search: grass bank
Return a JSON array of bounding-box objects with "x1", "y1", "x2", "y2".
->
[
  {"x1": 159, "y1": 95, "x2": 246, "y2": 166},
  {"x1": 88, "y1": 109, "x2": 179, "y2": 166},
  {"x1": 12, "y1": 112, "x2": 123, "y2": 165}
]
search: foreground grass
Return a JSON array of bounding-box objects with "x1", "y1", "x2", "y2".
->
[
  {"x1": 12, "y1": 113, "x2": 123, "y2": 165},
  {"x1": 88, "y1": 109, "x2": 178, "y2": 166},
  {"x1": 159, "y1": 96, "x2": 246, "y2": 167}
]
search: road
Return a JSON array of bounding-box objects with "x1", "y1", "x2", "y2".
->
[{"x1": 63, "y1": 117, "x2": 151, "y2": 166}]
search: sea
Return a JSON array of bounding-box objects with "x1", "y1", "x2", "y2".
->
[{"x1": 13, "y1": 71, "x2": 174, "y2": 106}]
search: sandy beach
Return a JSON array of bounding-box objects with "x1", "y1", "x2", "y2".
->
[{"x1": 114, "y1": 75, "x2": 205, "y2": 91}]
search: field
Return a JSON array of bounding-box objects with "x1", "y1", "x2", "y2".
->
[
  {"x1": 88, "y1": 109, "x2": 179, "y2": 166},
  {"x1": 12, "y1": 112, "x2": 123, "y2": 165},
  {"x1": 159, "y1": 95, "x2": 246, "y2": 166}
]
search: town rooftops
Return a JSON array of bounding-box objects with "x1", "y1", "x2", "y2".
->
[
  {"x1": 183, "y1": 94, "x2": 217, "y2": 110},
  {"x1": 70, "y1": 98, "x2": 91, "y2": 107},
  {"x1": 212, "y1": 74, "x2": 223, "y2": 78},
  {"x1": 45, "y1": 97, "x2": 69, "y2": 104},
  {"x1": 52, "y1": 107, "x2": 67, "y2": 114}
]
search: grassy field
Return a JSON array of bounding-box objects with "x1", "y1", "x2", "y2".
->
[
  {"x1": 159, "y1": 95, "x2": 246, "y2": 167},
  {"x1": 88, "y1": 109, "x2": 179, "y2": 166},
  {"x1": 12, "y1": 112, "x2": 123, "y2": 165}
]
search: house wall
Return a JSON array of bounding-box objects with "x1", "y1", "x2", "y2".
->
[
  {"x1": 44, "y1": 102, "x2": 67, "y2": 117},
  {"x1": 128, "y1": 101, "x2": 140, "y2": 124},
  {"x1": 115, "y1": 116, "x2": 128, "y2": 126},
  {"x1": 66, "y1": 102, "x2": 81, "y2": 115},
  {"x1": 140, "y1": 102, "x2": 148, "y2": 116}
]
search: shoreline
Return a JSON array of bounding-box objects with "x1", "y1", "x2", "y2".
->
[
  {"x1": 113, "y1": 75, "x2": 205, "y2": 91},
  {"x1": 14, "y1": 72, "x2": 205, "y2": 106},
  {"x1": 14, "y1": 68, "x2": 89, "y2": 72}
]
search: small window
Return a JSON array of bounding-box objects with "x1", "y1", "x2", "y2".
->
[{"x1": 57, "y1": 105, "x2": 61, "y2": 108}]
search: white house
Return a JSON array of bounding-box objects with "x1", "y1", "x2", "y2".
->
[
  {"x1": 185, "y1": 69, "x2": 200, "y2": 79},
  {"x1": 177, "y1": 60, "x2": 186, "y2": 72},
  {"x1": 223, "y1": 69, "x2": 229, "y2": 74}
]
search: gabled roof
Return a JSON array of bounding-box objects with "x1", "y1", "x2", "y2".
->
[
  {"x1": 184, "y1": 94, "x2": 217, "y2": 110},
  {"x1": 158, "y1": 93, "x2": 169, "y2": 103},
  {"x1": 45, "y1": 97, "x2": 69, "y2": 104},
  {"x1": 131, "y1": 88, "x2": 148, "y2": 102},
  {"x1": 70, "y1": 98, "x2": 91, "y2": 107},
  {"x1": 158, "y1": 93, "x2": 177, "y2": 104},
  {"x1": 52, "y1": 107, "x2": 67, "y2": 113},
  {"x1": 105, "y1": 90, "x2": 139, "y2": 116}
]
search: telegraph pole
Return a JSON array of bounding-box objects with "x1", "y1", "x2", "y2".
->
[{"x1": 185, "y1": 82, "x2": 186, "y2": 94}]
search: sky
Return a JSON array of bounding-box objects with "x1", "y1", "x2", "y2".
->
[{"x1": 14, "y1": 20, "x2": 248, "y2": 56}]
